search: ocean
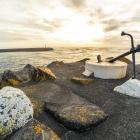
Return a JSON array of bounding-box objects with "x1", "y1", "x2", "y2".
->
[{"x1": 0, "y1": 47, "x2": 140, "y2": 73}]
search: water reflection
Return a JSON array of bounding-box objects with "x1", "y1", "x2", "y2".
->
[{"x1": 0, "y1": 47, "x2": 139, "y2": 73}]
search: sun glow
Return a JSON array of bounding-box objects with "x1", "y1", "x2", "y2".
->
[
  {"x1": 49, "y1": 22, "x2": 104, "y2": 42},
  {"x1": 38, "y1": 3, "x2": 104, "y2": 43},
  {"x1": 0, "y1": 0, "x2": 139, "y2": 48}
]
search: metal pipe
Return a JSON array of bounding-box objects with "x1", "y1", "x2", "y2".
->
[
  {"x1": 121, "y1": 31, "x2": 134, "y2": 48},
  {"x1": 121, "y1": 31, "x2": 136, "y2": 79},
  {"x1": 108, "y1": 45, "x2": 140, "y2": 63}
]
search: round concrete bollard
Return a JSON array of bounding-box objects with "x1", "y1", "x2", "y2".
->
[{"x1": 83, "y1": 60, "x2": 127, "y2": 79}]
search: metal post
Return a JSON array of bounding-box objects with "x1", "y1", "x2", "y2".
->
[{"x1": 121, "y1": 31, "x2": 136, "y2": 79}]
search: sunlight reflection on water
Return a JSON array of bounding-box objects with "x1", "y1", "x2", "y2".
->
[{"x1": 0, "y1": 47, "x2": 140, "y2": 73}]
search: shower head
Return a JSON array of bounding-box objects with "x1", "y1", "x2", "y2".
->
[{"x1": 121, "y1": 31, "x2": 126, "y2": 36}]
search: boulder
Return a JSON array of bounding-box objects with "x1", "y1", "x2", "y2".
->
[
  {"x1": 9, "y1": 119, "x2": 61, "y2": 140},
  {"x1": 45, "y1": 103, "x2": 107, "y2": 131},
  {"x1": 0, "y1": 81, "x2": 10, "y2": 89},
  {"x1": 43, "y1": 84, "x2": 107, "y2": 131},
  {"x1": 42, "y1": 83, "x2": 87, "y2": 105},
  {"x1": 62, "y1": 131, "x2": 79, "y2": 140},
  {"x1": 37, "y1": 66, "x2": 56, "y2": 81},
  {"x1": 17, "y1": 64, "x2": 56, "y2": 82},
  {"x1": 19, "y1": 64, "x2": 39, "y2": 81},
  {"x1": 71, "y1": 76, "x2": 93, "y2": 85},
  {"x1": 0, "y1": 64, "x2": 56, "y2": 86},
  {"x1": 1, "y1": 64, "x2": 38, "y2": 84},
  {"x1": 0, "y1": 86, "x2": 33, "y2": 139},
  {"x1": 7, "y1": 79, "x2": 21, "y2": 86},
  {"x1": 2, "y1": 70, "x2": 18, "y2": 82},
  {"x1": 114, "y1": 78, "x2": 140, "y2": 98},
  {"x1": 55, "y1": 61, "x2": 64, "y2": 66},
  {"x1": 47, "y1": 61, "x2": 64, "y2": 67}
]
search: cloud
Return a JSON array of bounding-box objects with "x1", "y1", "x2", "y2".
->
[
  {"x1": 0, "y1": 17, "x2": 64, "y2": 37},
  {"x1": 102, "y1": 19, "x2": 127, "y2": 32},
  {"x1": 20, "y1": 19, "x2": 62, "y2": 33},
  {"x1": 131, "y1": 10, "x2": 140, "y2": 23},
  {"x1": 0, "y1": 0, "x2": 140, "y2": 48},
  {"x1": 43, "y1": 18, "x2": 64, "y2": 31},
  {"x1": 62, "y1": 0, "x2": 86, "y2": 10},
  {"x1": 0, "y1": 30, "x2": 30, "y2": 41}
]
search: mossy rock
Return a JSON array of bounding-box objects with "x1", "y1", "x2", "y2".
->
[
  {"x1": 9, "y1": 119, "x2": 61, "y2": 140},
  {"x1": 45, "y1": 103, "x2": 108, "y2": 131},
  {"x1": 7, "y1": 79, "x2": 21, "y2": 86},
  {"x1": 37, "y1": 66, "x2": 56, "y2": 81},
  {"x1": 0, "y1": 79, "x2": 20, "y2": 89}
]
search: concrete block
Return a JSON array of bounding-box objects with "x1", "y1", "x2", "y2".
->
[{"x1": 83, "y1": 60, "x2": 127, "y2": 79}]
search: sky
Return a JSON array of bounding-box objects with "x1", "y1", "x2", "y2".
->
[{"x1": 0, "y1": 0, "x2": 139, "y2": 48}]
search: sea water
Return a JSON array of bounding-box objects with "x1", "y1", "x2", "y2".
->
[{"x1": 0, "y1": 47, "x2": 140, "y2": 73}]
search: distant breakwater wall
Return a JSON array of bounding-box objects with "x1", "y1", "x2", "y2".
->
[{"x1": 0, "y1": 48, "x2": 53, "y2": 53}]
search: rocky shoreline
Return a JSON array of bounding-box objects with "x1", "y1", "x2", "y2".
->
[{"x1": 1, "y1": 59, "x2": 140, "y2": 140}]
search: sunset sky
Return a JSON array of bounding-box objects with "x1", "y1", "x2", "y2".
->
[{"x1": 0, "y1": 0, "x2": 139, "y2": 48}]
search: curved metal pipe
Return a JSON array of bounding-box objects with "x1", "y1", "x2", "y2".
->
[
  {"x1": 121, "y1": 31, "x2": 134, "y2": 48},
  {"x1": 121, "y1": 31, "x2": 136, "y2": 79}
]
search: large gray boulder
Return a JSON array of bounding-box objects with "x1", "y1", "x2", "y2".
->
[
  {"x1": 44, "y1": 84, "x2": 108, "y2": 131},
  {"x1": 15, "y1": 64, "x2": 38, "y2": 82},
  {"x1": 2, "y1": 70, "x2": 18, "y2": 82},
  {"x1": 45, "y1": 103, "x2": 107, "y2": 131},
  {"x1": 9, "y1": 119, "x2": 61, "y2": 140},
  {"x1": 0, "y1": 86, "x2": 33, "y2": 139},
  {"x1": 16, "y1": 64, "x2": 56, "y2": 82},
  {"x1": 1, "y1": 64, "x2": 38, "y2": 84},
  {"x1": 0, "y1": 64, "x2": 56, "y2": 87},
  {"x1": 43, "y1": 83, "x2": 87, "y2": 105}
]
